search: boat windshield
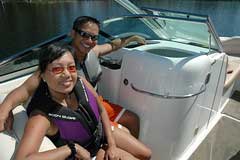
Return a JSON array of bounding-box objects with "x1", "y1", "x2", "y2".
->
[
  {"x1": 100, "y1": 15, "x2": 222, "y2": 52},
  {"x1": 0, "y1": 34, "x2": 70, "y2": 82}
]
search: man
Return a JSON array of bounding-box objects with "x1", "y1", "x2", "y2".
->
[{"x1": 0, "y1": 16, "x2": 145, "y2": 138}]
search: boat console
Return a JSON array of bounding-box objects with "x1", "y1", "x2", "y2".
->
[{"x1": 98, "y1": 43, "x2": 226, "y2": 159}]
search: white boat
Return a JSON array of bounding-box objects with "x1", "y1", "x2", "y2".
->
[{"x1": 1, "y1": 0, "x2": 240, "y2": 159}]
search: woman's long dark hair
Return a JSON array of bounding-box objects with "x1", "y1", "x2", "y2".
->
[{"x1": 39, "y1": 43, "x2": 75, "y2": 74}]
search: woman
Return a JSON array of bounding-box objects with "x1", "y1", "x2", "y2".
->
[{"x1": 15, "y1": 44, "x2": 151, "y2": 160}]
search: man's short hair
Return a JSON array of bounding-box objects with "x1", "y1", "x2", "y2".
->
[{"x1": 73, "y1": 16, "x2": 100, "y2": 31}]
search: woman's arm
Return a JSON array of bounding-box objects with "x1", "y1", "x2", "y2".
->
[
  {"x1": 0, "y1": 71, "x2": 41, "y2": 131},
  {"x1": 15, "y1": 114, "x2": 72, "y2": 160}
]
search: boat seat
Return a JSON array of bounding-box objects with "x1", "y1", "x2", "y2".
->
[
  {"x1": 0, "y1": 94, "x2": 96, "y2": 160},
  {"x1": 220, "y1": 36, "x2": 240, "y2": 55},
  {"x1": 224, "y1": 56, "x2": 240, "y2": 92},
  {"x1": 0, "y1": 94, "x2": 56, "y2": 160}
]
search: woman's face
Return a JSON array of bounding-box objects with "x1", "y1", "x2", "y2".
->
[
  {"x1": 72, "y1": 22, "x2": 99, "y2": 56},
  {"x1": 42, "y1": 52, "x2": 77, "y2": 95}
]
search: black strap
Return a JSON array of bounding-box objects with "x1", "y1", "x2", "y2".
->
[
  {"x1": 74, "y1": 79, "x2": 98, "y2": 133},
  {"x1": 80, "y1": 62, "x2": 100, "y2": 87},
  {"x1": 91, "y1": 71, "x2": 102, "y2": 88},
  {"x1": 85, "y1": 121, "x2": 104, "y2": 157},
  {"x1": 80, "y1": 62, "x2": 91, "y2": 83},
  {"x1": 67, "y1": 142, "x2": 76, "y2": 160}
]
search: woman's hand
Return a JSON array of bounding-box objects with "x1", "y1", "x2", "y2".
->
[
  {"x1": 75, "y1": 144, "x2": 91, "y2": 160},
  {"x1": 104, "y1": 146, "x2": 121, "y2": 160}
]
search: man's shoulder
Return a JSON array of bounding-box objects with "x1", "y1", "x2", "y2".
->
[{"x1": 91, "y1": 47, "x2": 100, "y2": 56}]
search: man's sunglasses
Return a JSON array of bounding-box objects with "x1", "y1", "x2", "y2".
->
[
  {"x1": 75, "y1": 29, "x2": 99, "y2": 41},
  {"x1": 49, "y1": 65, "x2": 77, "y2": 74}
]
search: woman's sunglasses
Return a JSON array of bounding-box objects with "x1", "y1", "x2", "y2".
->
[
  {"x1": 75, "y1": 29, "x2": 99, "y2": 41},
  {"x1": 50, "y1": 65, "x2": 77, "y2": 74}
]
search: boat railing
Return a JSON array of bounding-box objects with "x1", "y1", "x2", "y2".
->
[{"x1": 131, "y1": 83, "x2": 206, "y2": 99}]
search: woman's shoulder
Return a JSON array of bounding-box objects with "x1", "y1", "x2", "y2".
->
[{"x1": 27, "y1": 81, "x2": 54, "y2": 116}]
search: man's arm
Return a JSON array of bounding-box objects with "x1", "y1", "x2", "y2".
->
[
  {"x1": 0, "y1": 71, "x2": 41, "y2": 131},
  {"x1": 93, "y1": 35, "x2": 146, "y2": 57}
]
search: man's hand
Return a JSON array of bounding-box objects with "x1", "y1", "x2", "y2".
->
[
  {"x1": 110, "y1": 35, "x2": 146, "y2": 51},
  {"x1": 5, "y1": 111, "x2": 14, "y2": 131},
  {"x1": 129, "y1": 35, "x2": 146, "y2": 45},
  {"x1": 0, "y1": 109, "x2": 14, "y2": 132}
]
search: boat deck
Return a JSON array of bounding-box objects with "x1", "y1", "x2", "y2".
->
[
  {"x1": 190, "y1": 91, "x2": 240, "y2": 160},
  {"x1": 223, "y1": 91, "x2": 240, "y2": 120}
]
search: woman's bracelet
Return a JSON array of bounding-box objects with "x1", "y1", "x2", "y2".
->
[{"x1": 67, "y1": 142, "x2": 76, "y2": 159}]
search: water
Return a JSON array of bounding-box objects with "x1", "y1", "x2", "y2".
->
[
  {"x1": 133, "y1": 0, "x2": 240, "y2": 36},
  {"x1": 0, "y1": 0, "x2": 240, "y2": 59}
]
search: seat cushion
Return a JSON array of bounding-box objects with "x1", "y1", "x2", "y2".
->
[{"x1": 0, "y1": 94, "x2": 56, "y2": 160}]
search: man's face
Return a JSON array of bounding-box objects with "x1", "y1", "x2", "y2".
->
[{"x1": 72, "y1": 22, "x2": 99, "y2": 57}]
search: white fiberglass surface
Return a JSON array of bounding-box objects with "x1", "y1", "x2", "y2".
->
[
  {"x1": 117, "y1": 51, "x2": 211, "y2": 159},
  {"x1": 0, "y1": 74, "x2": 32, "y2": 94},
  {"x1": 134, "y1": 40, "x2": 210, "y2": 57}
]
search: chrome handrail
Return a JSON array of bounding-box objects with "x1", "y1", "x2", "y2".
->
[{"x1": 131, "y1": 83, "x2": 206, "y2": 99}]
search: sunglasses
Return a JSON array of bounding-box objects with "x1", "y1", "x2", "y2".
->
[
  {"x1": 49, "y1": 65, "x2": 77, "y2": 74},
  {"x1": 75, "y1": 29, "x2": 99, "y2": 41}
]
